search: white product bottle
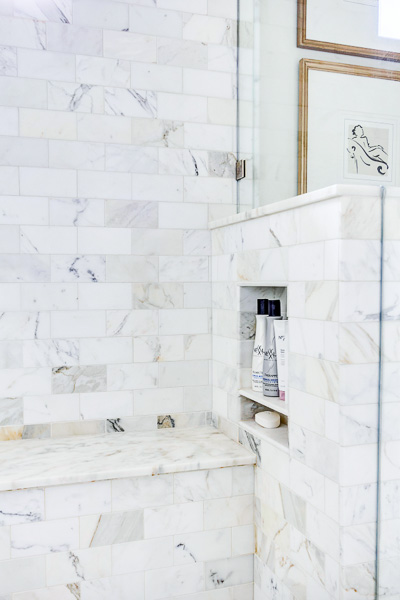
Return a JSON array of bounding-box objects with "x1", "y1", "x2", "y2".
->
[
  {"x1": 251, "y1": 299, "x2": 269, "y2": 392},
  {"x1": 263, "y1": 299, "x2": 282, "y2": 397},
  {"x1": 274, "y1": 319, "x2": 288, "y2": 401}
]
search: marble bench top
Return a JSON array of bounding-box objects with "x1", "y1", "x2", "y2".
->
[{"x1": 0, "y1": 426, "x2": 255, "y2": 491}]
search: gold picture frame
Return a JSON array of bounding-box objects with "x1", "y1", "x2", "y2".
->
[
  {"x1": 297, "y1": 0, "x2": 400, "y2": 63},
  {"x1": 298, "y1": 58, "x2": 400, "y2": 194}
]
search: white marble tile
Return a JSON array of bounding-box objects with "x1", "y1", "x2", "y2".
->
[
  {"x1": 129, "y1": 5, "x2": 182, "y2": 38},
  {"x1": 105, "y1": 144, "x2": 158, "y2": 174},
  {"x1": 50, "y1": 199, "x2": 104, "y2": 228},
  {"x1": 130, "y1": 63, "x2": 182, "y2": 94},
  {"x1": 0, "y1": 368, "x2": 51, "y2": 398},
  {"x1": 48, "y1": 81, "x2": 104, "y2": 114},
  {"x1": 11, "y1": 518, "x2": 78, "y2": 557},
  {"x1": 49, "y1": 141, "x2": 104, "y2": 171},
  {"x1": 20, "y1": 168, "x2": 76, "y2": 198},
  {"x1": 106, "y1": 309, "x2": 158, "y2": 336},
  {"x1": 0, "y1": 166, "x2": 19, "y2": 195},
  {"x1": 145, "y1": 563, "x2": 204, "y2": 600},
  {"x1": 0, "y1": 556, "x2": 45, "y2": 595},
  {"x1": 206, "y1": 555, "x2": 253, "y2": 590},
  {"x1": 174, "y1": 468, "x2": 232, "y2": 503},
  {"x1": 104, "y1": 88, "x2": 156, "y2": 120},
  {"x1": 76, "y1": 56, "x2": 130, "y2": 88},
  {"x1": 183, "y1": 68, "x2": 234, "y2": 99},
  {"x1": 0, "y1": 489, "x2": 44, "y2": 527},
  {"x1": 103, "y1": 31, "x2": 156, "y2": 62},
  {"x1": 51, "y1": 255, "x2": 106, "y2": 283},
  {"x1": 112, "y1": 474, "x2": 173, "y2": 511},
  {"x1": 23, "y1": 340, "x2": 79, "y2": 368},
  {"x1": 0, "y1": 76, "x2": 47, "y2": 109},
  {"x1": 158, "y1": 38, "x2": 208, "y2": 69},
  {"x1": 144, "y1": 501, "x2": 203, "y2": 538},
  {"x1": 51, "y1": 312, "x2": 105, "y2": 339},
  {"x1": 159, "y1": 203, "x2": 208, "y2": 229},
  {"x1": 18, "y1": 49, "x2": 75, "y2": 82},
  {"x1": 84, "y1": 510, "x2": 143, "y2": 547},
  {"x1": 46, "y1": 546, "x2": 111, "y2": 586},
  {"x1": 204, "y1": 495, "x2": 253, "y2": 530},
  {"x1": 158, "y1": 92, "x2": 207, "y2": 123},
  {"x1": 77, "y1": 114, "x2": 131, "y2": 145},
  {"x1": 0, "y1": 397, "x2": 23, "y2": 426},
  {"x1": 46, "y1": 22, "x2": 102, "y2": 55},
  {"x1": 80, "y1": 573, "x2": 144, "y2": 600},
  {"x1": 133, "y1": 335, "x2": 183, "y2": 363},
  {"x1": 107, "y1": 363, "x2": 158, "y2": 391},
  {"x1": 23, "y1": 394, "x2": 79, "y2": 425},
  {"x1": 0, "y1": 107, "x2": 18, "y2": 136},
  {"x1": 0, "y1": 46, "x2": 17, "y2": 76},
  {"x1": 175, "y1": 528, "x2": 231, "y2": 565},
  {"x1": 112, "y1": 537, "x2": 173, "y2": 575},
  {"x1": 132, "y1": 118, "x2": 183, "y2": 148},
  {"x1": 80, "y1": 391, "x2": 133, "y2": 420},
  {"x1": 80, "y1": 337, "x2": 132, "y2": 365},
  {"x1": 78, "y1": 171, "x2": 131, "y2": 200},
  {"x1": 105, "y1": 200, "x2": 158, "y2": 228},
  {"x1": 133, "y1": 387, "x2": 184, "y2": 416},
  {"x1": 73, "y1": 0, "x2": 128, "y2": 30},
  {"x1": 132, "y1": 229, "x2": 182, "y2": 256},
  {"x1": 14, "y1": 0, "x2": 72, "y2": 22},
  {"x1": 132, "y1": 283, "x2": 183, "y2": 310},
  {"x1": 0, "y1": 16, "x2": 45, "y2": 49}
]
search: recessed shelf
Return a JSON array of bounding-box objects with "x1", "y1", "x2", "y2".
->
[
  {"x1": 240, "y1": 419, "x2": 289, "y2": 454},
  {"x1": 239, "y1": 388, "x2": 288, "y2": 416}
]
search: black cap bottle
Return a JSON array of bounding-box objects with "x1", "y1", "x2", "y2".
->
[
  {"x1": 257, "y1": 299, "x2": 268, "y2": 315},
  {"x1": 268, "y1": 299, "x2": 281, "y2": 317}
]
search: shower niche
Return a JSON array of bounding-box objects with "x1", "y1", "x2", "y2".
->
[{"x1": 238, "y1": 283, "x2": 289, "y2": 452}]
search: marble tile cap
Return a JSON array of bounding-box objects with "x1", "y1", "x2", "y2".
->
[{"x1": 0, "y1": 426, "x2": 255, "y2": 492}]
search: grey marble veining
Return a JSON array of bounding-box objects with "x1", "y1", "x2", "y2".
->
[{"x1": 0, "y1": 427, "x2": 254, "y2": 491}]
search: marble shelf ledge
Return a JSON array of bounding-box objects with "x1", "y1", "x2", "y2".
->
[
  {"x1": 208, "y1": 183, "x2": 399, "y2": 230},
  {"x1": 0, "y1": 426, "x2": 255, "y2": 492}
]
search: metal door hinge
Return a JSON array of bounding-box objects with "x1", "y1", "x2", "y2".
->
[{"x1": 236, "y1": 159, "x2": 246, "y2": 181}]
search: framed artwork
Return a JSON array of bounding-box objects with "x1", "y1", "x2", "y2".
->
[
  {"x1": 297, "y1": 0, "x2": 400, "y2": 62},
  {"x1": 298, "y1": 59, "x2": 400, "y2": 194}
]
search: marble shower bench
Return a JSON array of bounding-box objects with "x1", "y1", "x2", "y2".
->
[{"x1": 0, "y1": 427, "x2": 255, "y2": 599}]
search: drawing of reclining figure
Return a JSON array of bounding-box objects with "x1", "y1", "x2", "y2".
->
[{"x1": 347, "y1": 124, "x2": 389, "y2": 175}]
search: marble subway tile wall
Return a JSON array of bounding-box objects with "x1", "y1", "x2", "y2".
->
[
  {"x1": 211, "y1": 188, "x2": 387, "y2": 600},
  {"x1": 0, "y1": 0, "x2": 237, "y2": 439},
  {"x1": 0, "y1": 465, "x2": 255, "y2": 598}
]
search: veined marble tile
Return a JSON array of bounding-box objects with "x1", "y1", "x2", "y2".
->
[
  {"x1": 77, "y1": 114, "x2": 131, "y2": 145},
  {"x1": 158, "y1": 38, "x2": 207, "y2": 69},
  {"x1": 106, "y1": 415, "x2": 156, "y2": 434},
  {"x1": 52, "y1": 365, "x2": 106, "y2": 394},
  {"x1": 132, "y1": 229, "x2": 182, "y2": 256},
  {"x1": 48, "y1": 81, "x2": 104, "y2": 114},
  {"x1": 208, "y1": 44, "x2": 237, "y2": 73},
  {"x1": 51, "y1": 420, "x2": 104, "y2": 438},
  {"x1": 23, "y1": 340, "x2": 79, "y2": 368},
  {"x1": 340, "y1": 240, "x2": 381, "y2": 282},
  {"x1": 0, "y1": 312, "x2": 50, "y2": 341},
  {"x1": 174, "y1": 528, "x2": 232, "y2": 565},
  {"x1": 132, "y1": 118, "x2": 183, "y2": 148},
  {"x1": 0, "y1": 488, "x2": 44, "y2": 526},
  {"x1": 0, "y1": 397, "x2": 23, "y2": 426},
  {"x1": 112, "y1": 537, "x2": 173, "y2": 576},
  {"x1": 13, "y1": 583, "x2": 81, "y2": 599},
  {"x1": 106, "y1": 309, "x2": 158, "y2": 337},
  {"x1": 157, "y1": 412, "x2": 209, "y2": 430},
  {"x1": 73, "y1": 0, "x2": 128, "y2": 30},
  {"x1": 51, "y1": 255, "x2": 106, "y2": 283},
  {"x1": 112, "y1": 474, "x2": 173, "y2": 511},
  {"x1": 174, "y1": 468, "x2": 232, "y2": 503},
  {"x1": 105, "y1": 200, "x2": 157, "y2": 228},
  {"x1": 83, "y1": 510, "x2": 143, "y2": 547},
  {"x1": 46, "y1": 546, "x2": 111, "y2": 587},
  {"x1": 144, "y1": 502, "x2": 203, "y2": 538},
  {"x1": 23, "y1": 394, "x2": 79, "y2": 425},
  {"x1": 208, "y1": 151, "x2": 236, "y2": 178},
  {"x1": 133, "y1": 335, "x2": 184, "y2": 363},
  {"x1": 159, "y1": 148, "x2": 208, "y2": 177},
  {"x1": 104, "y1": 88, "x2": 156, "y2": 119},
  {"x1": 21, "y1": 283, "x2": 77, "y2": 311},
  {"x1": 132, "y1": 283, "x2": 183, "y2": 310},
  {"x1": 206, "y1": 555, "x2": 253, "y2": 590},
  {"x1": 76, "y1": 56, "x2": 130, "y2": 88},
  {"x1": 11, "y1": 518, "x2": 78, "y2": 557},
  {"x1": 107, "y1": 363, "x2": 158, "y2": 391},
  {"x1": 145, "y1": 563, "x2": 204, "y2": 600},
  {"x1": 160, "y1": 256, "x2": 208, "y2": 283},
  {"x1": 14, "y1": 0, "x2": 72, "y2": 23},
  {"x1": 0, "y1": 16, "x2": 45, "y2": 50},
  {"x1": 0, "y1": 46, "x2": 17, "y2": 76},
  {"x1": 50, "y1": 199, "x2": 104, "y2": 228},
  {"x1": 20, "y1": 108, "x2": 76, "y2": 141},
  {"x1": 132, "y1": 173, "x2": 183, "y2": 203},
  {"x1": 340, "y1": 484, "x2": 377, "y2": 526}
]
